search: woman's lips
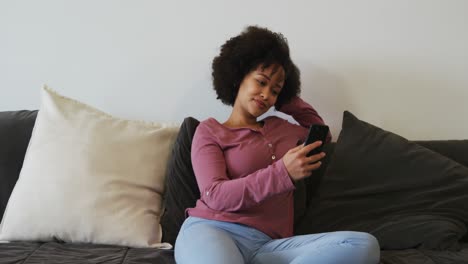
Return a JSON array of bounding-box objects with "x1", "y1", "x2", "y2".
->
[{"x1": 254, "y1": 99, "x2": 266, "y2": 109}]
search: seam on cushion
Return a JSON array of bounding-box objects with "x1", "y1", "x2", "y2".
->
[
  {"x1": 119, "y1": 247, "x2": 130, "y2": 264},
  {"x1": 21, "y1": 243, "x2": 45, "y2": 264}
]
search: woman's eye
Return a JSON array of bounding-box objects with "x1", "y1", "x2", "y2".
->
[{"x1": 257, "y1": 79, "x2": 266, "y2": 86}]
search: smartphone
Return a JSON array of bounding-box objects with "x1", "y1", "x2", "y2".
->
[{"x1": 304, "y1": 124, "x2": 329, "y2": 157}]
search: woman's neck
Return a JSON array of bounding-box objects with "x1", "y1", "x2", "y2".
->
[{"x1": 223, "y1": 111, "x2": 261, "y2": 129}]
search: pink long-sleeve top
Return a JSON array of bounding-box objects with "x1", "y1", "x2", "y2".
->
[{"x1": 187, "y1": 96, "x2": 332, "y2": 239}]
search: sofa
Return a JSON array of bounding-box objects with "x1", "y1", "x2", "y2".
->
[{"x1": 1, "y1": 106, "x2": 468, "y2": 263}]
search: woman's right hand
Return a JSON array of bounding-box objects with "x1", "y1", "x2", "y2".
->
[{"x1": 282, "y1": 141, "x2": 326, "y2": 182}]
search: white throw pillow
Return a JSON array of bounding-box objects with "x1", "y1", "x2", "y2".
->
[{"x1": 0, "y1": 85, "x2": 179, "y2": 248}]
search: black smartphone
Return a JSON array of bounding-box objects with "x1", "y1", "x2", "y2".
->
[{"x1": 304, "y1": 124, "x2": 329, "y2": 157}]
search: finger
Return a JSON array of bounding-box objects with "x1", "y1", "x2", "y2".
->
[
  {"x1": 307, "y1": 152, "x2": 326, "y2": 163},
  {"x1": 300, "y1": 162, "x2": 322, "y2": 179},
  {"x1": 300, "y1": 141, "x2": 322, "y2": 155},
  {"x1": 304, "y1": 161, "x2": 322, "y2": 172},
  {"x1": 289, "y1": 144, "x2": 304, "y2": 153}
]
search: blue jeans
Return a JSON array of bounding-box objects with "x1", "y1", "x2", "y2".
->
[{"x1": 175, "y1": 216, "x2": 380, "y2": 264}]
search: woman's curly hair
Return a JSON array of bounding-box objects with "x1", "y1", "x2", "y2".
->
[{"x1": 212, "y1": 25, "x2": 301, "y2": 110}]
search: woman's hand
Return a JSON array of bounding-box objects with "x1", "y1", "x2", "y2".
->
[{"x1": 282, "y1": 141, "x2": 326, "y2": 182}]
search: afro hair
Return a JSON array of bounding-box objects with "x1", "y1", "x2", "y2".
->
[{"x1": 211, "y1": 25, "x2": 301, "y2": 110}]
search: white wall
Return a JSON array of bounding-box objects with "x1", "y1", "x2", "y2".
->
[{"x1": 1, "y1": 0, "x2": 467, "y2": 140}]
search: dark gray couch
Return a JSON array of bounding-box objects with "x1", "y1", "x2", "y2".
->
[{"x1": 1, "y1": 110, "x2": 468, "y2": 264}]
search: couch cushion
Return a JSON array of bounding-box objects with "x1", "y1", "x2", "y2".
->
[
  {"x1": 380, "y1": 243, "x2": 468, "y2": 264},
  {"x1": 414, "y1": 140, "x2": 468, "y2": 169},
  {"x1": 0, "y1": 241, "x2": 176, "y2": 264},
  {"x1": 297, "y1": 111, "x2": 468, "y2": 250},
  {"x1": 2, "y1": 241, "x2": 468, "y2": 264},
  {"x1": 0, "y1": 86, "x2": 179, "y2": 248},
  {"x1": 0, "y1": 110, "x2": 37, "y2": 219}
]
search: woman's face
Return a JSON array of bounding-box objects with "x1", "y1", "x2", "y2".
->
[{"x1": 235, "y1": 64, "x2": 285, "y2": 118}]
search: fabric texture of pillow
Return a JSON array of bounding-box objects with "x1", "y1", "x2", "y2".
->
[
  {"x1": 160, "y1": 117, "x2": 201, "y2": 246},
  {"x1": 0, "y1": 86, "x2": 179, "y2": 248},
  {"x1": 0, "y1": 110, "x2": 38, "y2": 219},
  {"x1": 297, "y1": 111, "x2": 468, "y2": 250}
]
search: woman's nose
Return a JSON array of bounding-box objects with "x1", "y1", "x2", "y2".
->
[{"x1": 260, "y1": 87, "x2": 271, "y2": 99}]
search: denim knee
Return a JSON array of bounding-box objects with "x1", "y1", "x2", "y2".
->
[{"x1": 342, "y1": 231, "x2": 380, "y2": 264}]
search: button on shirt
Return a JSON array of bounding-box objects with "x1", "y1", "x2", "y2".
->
[{"x1": 187, "y1": 96, "x2": 332, "y2": 239}]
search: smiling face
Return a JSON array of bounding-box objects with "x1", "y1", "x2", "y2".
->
[{"x1": 234, "y1": 64, "x2": 286, "y2": 119}]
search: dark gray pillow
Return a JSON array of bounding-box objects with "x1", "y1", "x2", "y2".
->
[
  {"x1": 297, "y1": 111, "x2": 468, "y2": 250},
  {"x1": 0, "y1": 110, "x2": 38, "y2": 219},
  {"x1": 161, "y1": 117, "x2": 201, "y2": 246}
]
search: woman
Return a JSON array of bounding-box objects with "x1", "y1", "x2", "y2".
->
[{"x1": 175, "y1": 25, "x2": 380, "y2": 264}]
